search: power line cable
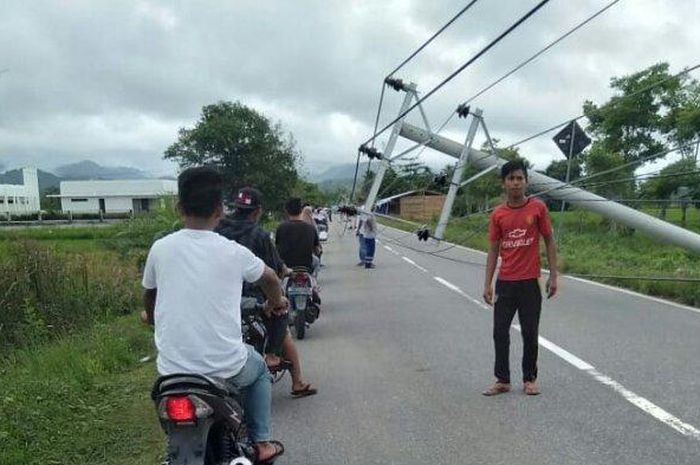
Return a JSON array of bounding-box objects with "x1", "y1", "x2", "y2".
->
[
  {"x1": 359, "y1": 0, "x2": 482, "y2": 200},
  {"x1": 446, "y1": 138, "x2": 700, "y2": 225},
  {"x1": 506, "y1": 62, "x2": 700, "y2": 149},
  {"x1": 461, "y1": 0, "x2": 623, "y2": 106},
  {"x1": 370, "y1": 0, "x2": 622, "y2": 170},
  {"x1": 361, "y1": 0, "x2": 552, "y2": 149}
]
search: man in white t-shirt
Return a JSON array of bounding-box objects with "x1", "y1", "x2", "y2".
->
[{"x1": 141, "y1": 166, "x2": 286, "y2": 463}]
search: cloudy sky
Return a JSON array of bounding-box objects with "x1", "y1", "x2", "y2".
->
[{"x1": 1, "y1": 0, "x2": 698, "y2": 177}]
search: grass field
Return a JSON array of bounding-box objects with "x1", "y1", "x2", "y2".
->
[{"x1": 0, "y1": 316, "x2": 164, "y2": 465}]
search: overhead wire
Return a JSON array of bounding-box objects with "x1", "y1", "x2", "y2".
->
[
  {"x1": 506, "y1": 62, "x2": 700, "y2": 150},
  {"x1": 354, "y1": 0, "x2": 482, "y2": 202},
  {"x1": 360, "y1": 0, "x2": 552, "y2": 149},
  {"x1": 461, "y1": 0, "x2": 623, "y2": 106},
  {"x1": 367, "y1": 0, "x2": 623, "y2": 177}
]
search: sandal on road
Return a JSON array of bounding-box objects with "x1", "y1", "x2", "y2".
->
[
  {"x1": 291, "y1": 383, "x2": 318, "y2": 398},
  {"x1": 255, "y1": 440, "x2": 284, "y2": 464}
]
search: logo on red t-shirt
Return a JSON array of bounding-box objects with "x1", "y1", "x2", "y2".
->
[{"x1": 488, "y1": 198, "x2": 553, "y2": 281}]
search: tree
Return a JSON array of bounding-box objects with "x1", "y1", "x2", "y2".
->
[
  {"x1": 583, "y1": 62, "x2": 700, "y2": 165},
  {"x1": 455, "y1": 140, "x2": 525, "y2": 214},
  {"x1": 293, "y1": 179, "x2": 330, "y2": 207},
  {"x1": 164, "y1": 101, "x2": 300, "y2": 210},
  {"x1": 582, "y1": 142, "x2": 633, "y2": 200},
  {"x1": 544, "y1": 159, "x2": 582, "y2": 183},
  {"x1": 543, "y1": 158, "x2": 583, "y2": 211},
  {"x1": 40, "y1": 186, "x2": 61, "y2": 211},
  {"x1": 639, "y1": 158, "x2": 700, "y2": 223}
]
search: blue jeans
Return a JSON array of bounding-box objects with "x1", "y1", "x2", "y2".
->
[
  {"x1": 358, "y1": 234, "x2": 367, "y2": 262},
  {"x1": 227, "y1": 345, "x2": 272, "y2": 442},
  {"x1": 364, "y1": 237, "x2": 376, "y2": 265}
]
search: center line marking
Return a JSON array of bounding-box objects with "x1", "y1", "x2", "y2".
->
[
  {"x1": 402, "y1": 256, "x2": 428, "y2": 272},
  {"x1": 434, "y1": 277, "x2": 488, "y2": 309}
]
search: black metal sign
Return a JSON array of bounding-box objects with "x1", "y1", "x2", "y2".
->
[{"x1": 553, "y1": 120, "x2": 591, "y2": 158}]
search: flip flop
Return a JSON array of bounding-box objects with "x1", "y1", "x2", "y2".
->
[
  {"x1": 290, "y1": 383, "x2": 318, "y2": 398},
  {"x1": 256, "y1": 440, "x2": 284, "y2": 464}
]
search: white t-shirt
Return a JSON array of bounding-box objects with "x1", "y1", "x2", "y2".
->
[
  {"x1": 142, "y1": 229, "x2": 265, "y2": 378},
  {"x1": 362, "y1": 214, "x2": 377, "y2": 239}
]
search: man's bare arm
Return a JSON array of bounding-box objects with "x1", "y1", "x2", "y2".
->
[
  {"x1": 255, "y1": 266, "x2": 288, "y2": 315},
  {"x1": 543, "y1": 234, "x2": 558, "y2": 298},
  {"x1": 141, "y1": 288, "x2": 157, "y2": 325},
  {"x1": 483, "y1": 241, "x2": 500, "y2": 305}
]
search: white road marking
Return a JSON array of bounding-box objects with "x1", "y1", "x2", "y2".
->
[
  {"x1": 433, "y1": 276, "x2": 487, "y2": 308},
  {"x1": 383, "y1": 226, "x2": 700, "y2": 439},
  {"x1": 509, "y1": 325, "x2": 700, "y2": 439},
  {"x1": 402, "y1": 256, "x2": 428, "y2": 272},
  {"x1": 382, "y1": 244, "x2": 400, "y2": 255},
  {"x1": 512, "y1": 325, "x2": 593, "y2": 370}
]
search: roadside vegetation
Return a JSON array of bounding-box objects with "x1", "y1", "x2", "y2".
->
[{"x1": 0, "y1": 206, "x2": 182, "y2": 464}]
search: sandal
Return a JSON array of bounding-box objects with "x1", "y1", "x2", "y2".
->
[
  {"x1": 255, "y1": 440, "x2": 284, "y2": 464},
  {"x1": 268, "y1": 359, "x2": 293, "y2": 374},
  {"x1": 291, "y1": 383, "x2": 318, "y2": 398}
]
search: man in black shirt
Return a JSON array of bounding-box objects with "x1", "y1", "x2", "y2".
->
[
  {"x1": 216, "y1": 188, "x2": 317, "y2": 398},
  {"x1": 276, "y1": 197, "x2": 321, "y2": 270}
]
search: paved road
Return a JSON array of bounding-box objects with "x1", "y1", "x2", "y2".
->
[{"x1": 271, "y1": 222, "x2": 700, "y2": 465}]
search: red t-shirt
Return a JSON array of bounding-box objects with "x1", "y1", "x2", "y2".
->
[{"x1": 488, "y1": 197, "x2": 552, "y2": 281}]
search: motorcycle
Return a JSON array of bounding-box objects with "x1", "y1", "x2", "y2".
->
[
  {"x1": 151, "y1": 373, "x2": 256, "y2": 465},
  {"x1": 151, "y1": 299, "x2": 288, "y2": 465},
  {"x1": 315, "y1": 218, "x2": 329, "y2": 242},
  {"x1": 284, "y1": 267, "x2": 320, "y2": 340}
]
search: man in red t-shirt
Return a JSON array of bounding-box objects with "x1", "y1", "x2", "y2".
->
[{"x1": 482, "y1": 159, "x2": 558, "y2": 396}]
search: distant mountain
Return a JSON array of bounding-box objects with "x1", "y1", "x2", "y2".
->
[
  {"x1": 54, "y1": 160, "x2": 150, "y2": 180},
  {"x1": 315, "y1": 162, "x2": 374, "y2": 182},
  {"x1": 0, "y1": 169, "x2": 61, "y2": 193}
]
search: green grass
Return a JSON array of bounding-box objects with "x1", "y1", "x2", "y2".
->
[
  {"x1": 380, "y1": 208, "x2": 700, "y2": 307},
  {"x1": 0, "y1": 316, "x2": 165, "y2": 465}
]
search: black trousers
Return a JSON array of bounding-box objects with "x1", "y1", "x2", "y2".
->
[
  {"x1": 493, "y1": 279, "x2": 542, "y2": 383},
  {"x1": 262, "y1": 313, "x2": 287, "y2": 356}
]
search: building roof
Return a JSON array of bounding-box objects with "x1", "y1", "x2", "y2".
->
[
  {"x1": 375, "y1": 189, "x2": 443, "y2": 206},
  {"x1": 51, "y1": 179, "x2": 178, "y2": 198}
]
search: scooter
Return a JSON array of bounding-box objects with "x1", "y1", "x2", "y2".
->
[{"x1": 284, "y1": 267, "x2": 320, "y2": 340}]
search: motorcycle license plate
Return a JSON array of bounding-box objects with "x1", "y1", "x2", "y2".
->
[{"x1": 289, "y1": 287, "x2": 312, "y2": 295}]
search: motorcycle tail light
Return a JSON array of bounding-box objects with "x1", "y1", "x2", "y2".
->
[
  {"x1": 293, "y1": 274, "x2": 309, "y2": 285},
  {"x1": 166, "y1": 396, "x2": 196, "y2": 422}
]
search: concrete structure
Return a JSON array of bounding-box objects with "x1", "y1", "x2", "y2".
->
[
  {"x1": 50, "y1": 179, "x2": 177, "y2": 214},
  {"x1": 0, "y1": 167, "x2": 41, "y2": 215}
]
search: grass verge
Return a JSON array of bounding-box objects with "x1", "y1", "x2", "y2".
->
[{"x1": 0, "y1": 316, "x2": 164, "y2": 465}]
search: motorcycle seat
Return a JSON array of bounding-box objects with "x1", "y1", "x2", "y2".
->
[{"x1": 152, "y1": 373, "x2": 240, "y2": 399}]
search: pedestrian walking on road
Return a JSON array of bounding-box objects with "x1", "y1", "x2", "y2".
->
[
  {"x1": 362, "y1": 213, "x2": 377, "y2": 269},
  {"x1": 355, "y1": 212, "x2": 367, "y2": 266},
  {"x1": 482, "y1": 159, "x2": 558, "y2": 397}
]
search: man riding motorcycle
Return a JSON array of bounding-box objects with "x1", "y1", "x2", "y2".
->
[
  {"x1": 215, "y1": 187, "x2": 317, "y2": 398},
  {"x1": 278, "y1": 199, "x2": 322, "y2": 281},
  {"x1": 141, "y1": 168, "x2": 286, "y2": 464}
]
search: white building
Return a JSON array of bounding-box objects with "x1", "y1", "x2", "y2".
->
[
  {"x1": 51, "y1": 179, "x2": 178, "y2": 214},
  {"x1": 0, "y1": 167, "x2": 41, "y2": 214}
]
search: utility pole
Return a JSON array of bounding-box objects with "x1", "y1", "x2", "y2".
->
[
  {"x1": 400, "y1": 121, "x2": 700, "y2": 255},
  {"x1": 434, "y1": 108, "x2": 482, "y2": 240}
]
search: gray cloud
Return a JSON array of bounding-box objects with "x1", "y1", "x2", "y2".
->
[{"x1": 0, "y1": 0, "x2": 698, "y2": 176}]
